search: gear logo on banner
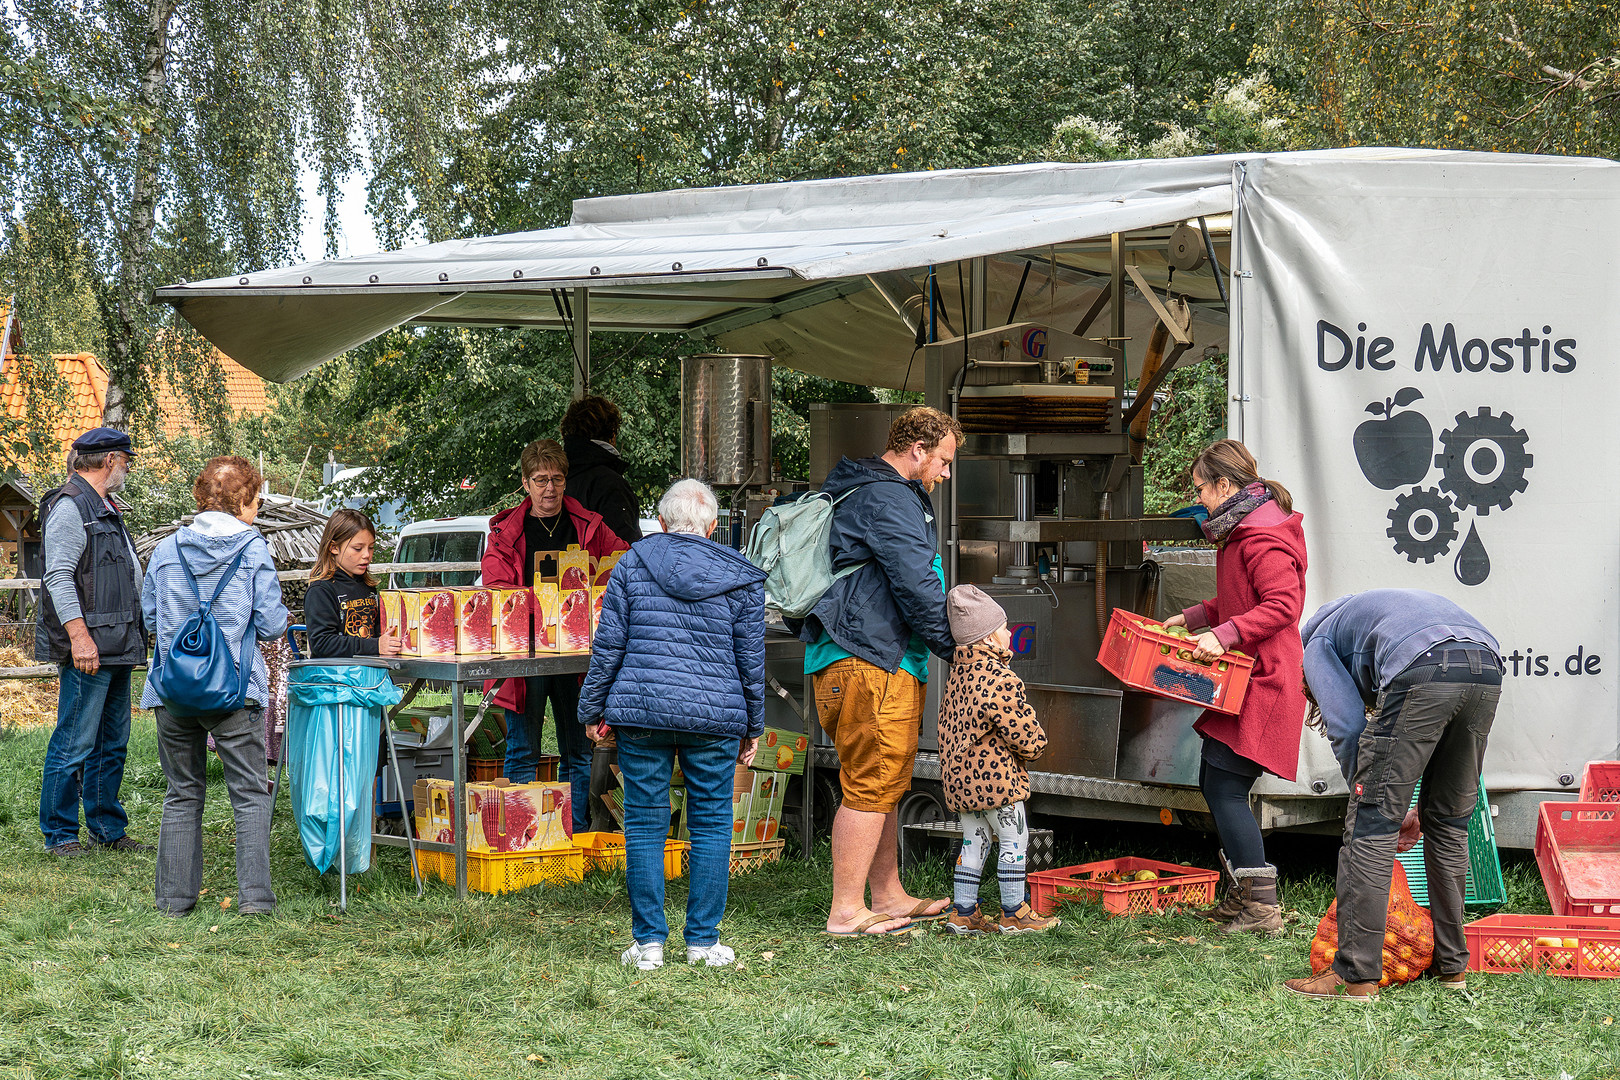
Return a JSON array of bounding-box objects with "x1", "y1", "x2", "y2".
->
[{"x1": 1352, "y1": 388, "x2": 1533, "y2": 586}]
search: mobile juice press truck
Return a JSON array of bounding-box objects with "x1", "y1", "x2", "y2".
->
[{"x1": 154, "y1": 149, "x2": 1620, "y2": 848}]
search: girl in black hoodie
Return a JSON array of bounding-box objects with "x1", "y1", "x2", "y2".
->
[{"x1": 304, "y1": 509, "x2": 401, "y2": 659}]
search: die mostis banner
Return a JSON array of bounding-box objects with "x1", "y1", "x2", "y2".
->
[{"x1": 1233, "y1": 153, "x2": 1620, "y2": 793}]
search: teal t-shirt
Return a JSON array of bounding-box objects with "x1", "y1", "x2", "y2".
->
[{"x1": 805, "y1": 556, "x2": 945, "y2": 683}]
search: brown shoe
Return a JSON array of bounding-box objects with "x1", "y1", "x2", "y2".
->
[
  {"x1": 1283, "y1": 969, "x2": 1379, "y2": 1002},
  {"x1": 1197, "y1": 888, "x2": 1247, "y2": 924},
  {"x1": 997, "y1": 902, "x2": 1060, "y2": 934},
  {"x1": 90, "y1": 836, "x2": 155, "y2": 853},
  {"x1": 943, "y1": 904, "x2": 996, "y2": 936},
  {"x1": 1428, "y1": 970, "x2": 1467, "y2": 991},
  {"x1": 46, "y1": 841, "x2": 89, "y2": 858},
  {"x1": 1220, "y1": 867, "x2": 1284, "y2": 937}
]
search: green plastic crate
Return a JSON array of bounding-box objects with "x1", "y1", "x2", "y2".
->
[{"x1": 1394, "y1": 778, "x2": 1505, "y2": 910}]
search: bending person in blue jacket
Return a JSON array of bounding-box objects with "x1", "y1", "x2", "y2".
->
[
  {"x1": 1285, "y1": 589, "x2": 1501, "y2": 1001},
  {"x1": 579, "y1": 478, "x2": 766, "y2": 971}
]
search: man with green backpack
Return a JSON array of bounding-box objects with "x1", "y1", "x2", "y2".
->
[{"x1": 774, "y1": 407, "x2": 961, "y2": 936}]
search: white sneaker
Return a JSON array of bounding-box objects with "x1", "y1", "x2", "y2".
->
[
  {"x1": 685, "y1": 943, "x2": 736, "y2": 967},
  {"x1": 620, "y1": 941, "x2": 664, "y2": 970}
]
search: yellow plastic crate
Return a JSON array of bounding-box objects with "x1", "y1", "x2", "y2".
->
[
  {"x1": 413, "y1": 845, "x2": 584, "y2": 895},
  {"x1": 573, "y1": 832, "x2": 690, "y2": 879}
]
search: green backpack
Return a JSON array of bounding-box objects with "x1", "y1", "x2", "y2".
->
[{"x1": 745, "y1": 489, "x2": 867, "y2": 619}]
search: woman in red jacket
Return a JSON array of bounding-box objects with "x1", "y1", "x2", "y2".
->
[
  {"x1": 482, "y1": 439, "x2": 629, "y2": 832},
  {"x1": 1164, "y1": 439, "x2": 1307, "y2": 937}
]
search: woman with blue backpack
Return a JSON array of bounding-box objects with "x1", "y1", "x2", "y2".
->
[{"x1": 142, "y1": 457, "x2": 289, "y2": 917}]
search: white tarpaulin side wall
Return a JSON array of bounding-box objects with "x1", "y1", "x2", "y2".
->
[{"x1": 1235, "y1": 154, "x2": 1620, "y2": 795}]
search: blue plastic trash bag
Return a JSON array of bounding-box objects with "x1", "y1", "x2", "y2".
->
[{"x1": 286, "y1": 659, "x2": 403, "y2": 875}]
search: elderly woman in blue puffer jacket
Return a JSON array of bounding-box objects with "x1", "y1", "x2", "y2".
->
[{"x1": 579, "y1": 478, "x2": 766, "y2": 972}]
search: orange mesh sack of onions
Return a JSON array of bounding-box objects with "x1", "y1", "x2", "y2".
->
[{"x1": 1308, "y1": 861, "x2": 1435, "y2": 986}]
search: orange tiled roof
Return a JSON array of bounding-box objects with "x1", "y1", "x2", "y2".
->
[{"x1": 1, "y1": 346, "x2": 270, "y2": 455}]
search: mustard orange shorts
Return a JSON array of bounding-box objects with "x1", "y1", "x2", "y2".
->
[{"x1": 814, "y1": 657, "x2": 925, "y2": 813}]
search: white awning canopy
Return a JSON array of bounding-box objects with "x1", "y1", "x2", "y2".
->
[{"x1": 155, "y1": 148, "x2": 1550, "y2": 388}]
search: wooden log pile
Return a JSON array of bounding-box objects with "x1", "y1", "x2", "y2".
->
[{"x1": 133, "y1": 495, "x2": 330, "y2": 570}]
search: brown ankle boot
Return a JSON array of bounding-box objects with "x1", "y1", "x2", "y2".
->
[
  {"x1": 1220, "y1": 865, "x2": 1284, "y2": 937},
  {"x1": 1196, "y1": 851, "x2": 1245, "y2": 924}
]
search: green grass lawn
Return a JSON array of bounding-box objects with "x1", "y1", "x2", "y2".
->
[{"x1": 2, "y1": 711, "x2": 1618, "y2": 1080}]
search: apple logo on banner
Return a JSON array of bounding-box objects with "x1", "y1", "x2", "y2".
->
[{"x1": 1354, "y1": 388, "x2": 1533, "y2": 586}]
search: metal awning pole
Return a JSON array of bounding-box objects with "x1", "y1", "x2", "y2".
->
[{"x1": 572, "y1": 287, "x2": 590, "y2": 401}]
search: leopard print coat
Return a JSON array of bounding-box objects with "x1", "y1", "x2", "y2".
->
[{"x1": 939, "y1": 643, "x2": 1048, "y2": 812}]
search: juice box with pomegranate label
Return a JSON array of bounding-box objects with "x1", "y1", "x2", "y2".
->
[
  {"x1": 492, "y1": 587, "x2": 533, "y2": 654},
  {"x1": 591, "y1": 550, "x2": 623, "y2": 586},
  {"x1": 453, "y1": 588, "x2": 494, "y2": 654},
  {"x1": 557, "y1": 545, "x2": 591, "y2": 593},
  {"x1": 533, "y1": 583, "x2": 560, "y2": 651},
  {"x1": 413, "y1": 777, "x2": 572, "y2": 852},
  {"x1": 413, "y1": 588, "x2": 458, "y2": 656},
  {"x1": 589, "y1": 585, "x2": 608, "y2": 638},
  {"x1": 557, "y1": 588, "x2": 592, "y2": 652},
  {"x1": 379, "y1": 591, "x2": 416, "y2": 655}
]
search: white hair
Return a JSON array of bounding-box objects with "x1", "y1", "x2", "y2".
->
[{"x1": 657, "y1": 478, "x2": 718, "y2": 536}]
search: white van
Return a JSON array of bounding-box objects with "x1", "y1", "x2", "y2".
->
[{"x1": 389, "y1": 516, "x2": 490, "y2": 588}]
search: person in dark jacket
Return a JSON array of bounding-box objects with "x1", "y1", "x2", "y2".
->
[
  {"x1": 1284, "y1": 590, "x2": 1501, "y2": 1002},
  {"x1": 303, "y1": 508, "x2": 402, "y2": 659},
  {"x1": 794, "y1": 406, "x2": 959, "y2": 936},
  {"x1": 36, "y1": 427, "x2": 151, "y2": 858},
  {"x1": 561, "y1": 395, "x2": 642, "y2": 543},
  {"x1": 580, "y1": 478, "x2": 765, "y2": 971}
]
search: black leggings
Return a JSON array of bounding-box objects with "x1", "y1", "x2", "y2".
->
[{"x1": 1199, "y1": 753, "x2": 1267, "y2": 870}]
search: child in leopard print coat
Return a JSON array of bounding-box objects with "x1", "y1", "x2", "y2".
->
[{"x1": 937, "y1": 585, "x2": 1056, "y2": 934}]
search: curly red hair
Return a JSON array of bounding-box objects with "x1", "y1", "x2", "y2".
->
[{"x1": 193, "y1": 456, "x2": 264, "y2": 516}]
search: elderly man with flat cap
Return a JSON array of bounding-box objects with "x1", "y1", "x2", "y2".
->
[{"x1": 36, "y1": 427, "x2": 152, "y2": 857}]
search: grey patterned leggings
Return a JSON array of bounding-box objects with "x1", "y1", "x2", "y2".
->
[{"x1": 953, "y1": 802, "x2": 1029, "y2": 912}]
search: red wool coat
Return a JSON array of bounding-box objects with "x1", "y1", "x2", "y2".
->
[
  {"x1": 482, "y1": 495, "x2": 629, "y2": 713},
  {"x1": 1181, "y1": 500, "x2": 1309, "y2": 781}
]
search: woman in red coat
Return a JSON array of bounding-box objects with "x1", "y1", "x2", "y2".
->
[{"x1": 1164, "y1": 439, "x2": 1307, "y2": 937}]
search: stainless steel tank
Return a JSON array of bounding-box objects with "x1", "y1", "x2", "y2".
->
[
  {"x1": 808, "y1": 402, "x2": 913, "y2": 486},
  {"x1": 681, "y1": 354, "x2": 773, "y2": 486}
]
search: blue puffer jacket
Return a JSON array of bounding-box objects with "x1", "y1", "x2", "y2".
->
[
  {"x1": 793, "y1": 456, "x2": 955, "y2": 672},
  {"x1": 578, "y1": 531, "x2": 767, "y2": 740}
]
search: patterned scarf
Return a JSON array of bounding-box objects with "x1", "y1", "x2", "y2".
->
[{"x1": 1200, "y1": 481, "x2": 1274, "y2": 545}]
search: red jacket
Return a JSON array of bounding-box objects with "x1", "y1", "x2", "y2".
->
[
  {"x1": 483, "y1": 495, "x2": 630, "y2": 713},
  {"x1": 1182, "y1": 500, "x2": 1309, "y2": 781}
]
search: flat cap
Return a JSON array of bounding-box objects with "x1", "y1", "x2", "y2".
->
[{"x1": 71, "y1": 426, "x2": 135, "y2": 457}]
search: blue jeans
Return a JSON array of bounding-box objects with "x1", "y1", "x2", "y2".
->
[
  {"x1": 505, "y1": 675, "x2": 590, "y2": 832},
  {"x1": 40, "y1": 664, "x2": 134, "y2": 847},
  {"x1": 616, "y1": 727, "x2": 738, "y2": 947}
]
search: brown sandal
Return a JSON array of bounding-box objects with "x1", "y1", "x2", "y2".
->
[{"x1": 822, "y1": 913, "x2": 913, "y2": 937}]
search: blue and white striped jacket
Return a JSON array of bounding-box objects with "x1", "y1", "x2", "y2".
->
[{"x1": 140, "y1": 512, "x2": 290, "y2": 711}]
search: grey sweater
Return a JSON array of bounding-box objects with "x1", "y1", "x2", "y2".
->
[
  {"x1": 1301, "y1": 589, "x2": 1499, "y2": 773},
  {"x1": 43, "y1": 496, "x2": 142, "y2": 625}
]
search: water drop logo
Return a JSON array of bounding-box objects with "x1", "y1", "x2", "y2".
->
[{"x1": 1354, "y1": 388, "x2": 1533, "y2": 586}]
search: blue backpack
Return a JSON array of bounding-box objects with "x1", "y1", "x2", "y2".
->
[{"x1": 147, "y1": 544, "x2": 256, "y2": 718}]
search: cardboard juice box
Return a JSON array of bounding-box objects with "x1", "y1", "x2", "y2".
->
[
  {"x1": 412, "y1": 588, "x2": 457, "y2": 656},
  {"x1": 533, "y1": 583, "x2": 560, "y2": 651},
  {"x1": 379, "y1": 591, "x2": 416, "y2": 656},
  {"x1": 744, "y1": 768, "x2": 786, "y2": 844},
  {"x1": 558, "y1": 588, "x2": 592, "y2": 652},
  {"x1": 413, "y1": 777, "x2": 573, "y2": 852},
  {"x1": 453, "y1": 588, "x2": 494, "y2": 654},
  {"x1": 557, "y1": 545, "x2": 591, "y2": 592},
  {"x1": 729, "y1": 766, "x2": 754, "y2": 844},
  {"x1": 758, "y1": 726, "x2": 810, "y2": 775},
  {"x1": 592, "y1": 550, "x2": 623, "y2": 586},
  {"x1": 492, "y1": 587, "x2": 533, "y2": 654},
  {"x1": 589, "y1": 585, "x2": 608, "y2": 638}
]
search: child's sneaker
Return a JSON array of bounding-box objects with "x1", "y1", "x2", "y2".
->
[
  {"x1": 621, "y1": 941, "x2": 665, "y2": 970},
  {"x1": 996, "y1": 902, "x2": 1060, "y2": 934},
  {"x1": 943, "y1": 904, "x2": 996, "y2": 935}
]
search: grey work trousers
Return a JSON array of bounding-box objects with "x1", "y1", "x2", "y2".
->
[
  {"x1": 1333, "y1": 648, "x2": 1500, "y2": 984},
  {"x1": 155, "y1": 706, "x2": 276, "y2": 915}
]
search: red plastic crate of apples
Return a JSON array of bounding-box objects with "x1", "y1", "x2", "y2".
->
[
  {"x1": 1465, "y1": 914, "x2": 1620, "y2": 978},
  {"x1": 1095, "y1": 609, "x2": 1255, "y2": 715},
  {"x1": 1028, "y1": 857, "x2": 1219, "y2": 917}
]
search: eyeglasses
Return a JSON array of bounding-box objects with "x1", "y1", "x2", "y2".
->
[{"x1": 527, "y1": 475, "x2": 566, "y2": 489}]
